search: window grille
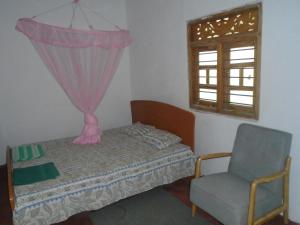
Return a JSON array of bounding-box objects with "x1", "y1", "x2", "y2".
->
[{"x1": 188, "y1": 4, "x2": 261, "y2": 119}]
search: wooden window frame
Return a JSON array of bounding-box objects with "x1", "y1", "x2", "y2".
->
[{"x1": 188, "y1": 4, "x2": 262, "y2": 119}]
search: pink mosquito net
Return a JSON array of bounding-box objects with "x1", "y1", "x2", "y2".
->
[{"x1": 16, "y1": 12, "x2": 132, "y2": 144}]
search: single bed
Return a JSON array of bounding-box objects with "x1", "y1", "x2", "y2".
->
[{"x1": 7, "y1": 100, "x2": 195, "y2": 225}]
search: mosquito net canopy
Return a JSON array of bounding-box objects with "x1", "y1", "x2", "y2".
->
[{"x1": 16, "y1": 13, "x2": 132, "y2": 144}]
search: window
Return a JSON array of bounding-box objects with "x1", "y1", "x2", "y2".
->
[{"x1": 188, "y1": 4, "x2": 261, "y2": 119}]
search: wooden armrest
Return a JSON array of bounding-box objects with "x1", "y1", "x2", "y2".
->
[
  {"x1": 247, "y1": 157, "x2": 291, "y2": 225},
  {"x1": 252, "y1": 170, "x2": 287, "y2": 186},
  {"x1": 194, "y1": 152, "x2": 232, "y2": 178}
]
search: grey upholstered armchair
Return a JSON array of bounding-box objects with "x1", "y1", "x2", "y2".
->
[{"x1": 190, "y1": 123, "x2": 292, "y2": 225}]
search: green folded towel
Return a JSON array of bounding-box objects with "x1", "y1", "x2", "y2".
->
[
  {"x1": 12, "y1": 144, "x2": 44, "y2": 162},
  {"x1": 13, "y1": 162, "x2": 60, "y2": 186}
]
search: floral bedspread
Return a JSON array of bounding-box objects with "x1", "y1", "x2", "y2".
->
[{"x1": 12, "y1": 127, "x2": 195, "y2": 225}]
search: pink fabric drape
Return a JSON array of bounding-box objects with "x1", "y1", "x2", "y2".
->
[{"x1": 16, "y1": 18, "x2": 132, "y2": 144}]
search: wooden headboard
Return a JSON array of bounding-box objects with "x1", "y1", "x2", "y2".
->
[{"x1": 131, "y1": 100, "x2": 195, "y2": 151}]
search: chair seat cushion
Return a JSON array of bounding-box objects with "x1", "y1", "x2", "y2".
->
[{"x1": 190, "y1": 172, "x2": 282, "y2": 225}]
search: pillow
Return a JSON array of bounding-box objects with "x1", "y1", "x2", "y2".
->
[
  {"x1": 122, "y1": 122, "x2": 154, "y2": 137},
  {"x1": 141, "y1": 129, "x2": 182, "y2": 149}
]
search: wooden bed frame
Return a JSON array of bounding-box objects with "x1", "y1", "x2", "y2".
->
[
  {"x1": 131, "y1": 100, "x2": 195, "y2": 151},
  {"x1": 7, "y1": 100, "x2": 195, "y2": 211}
]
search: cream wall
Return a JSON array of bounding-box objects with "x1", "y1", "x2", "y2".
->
[
  {"x1": 127, "y1": 0, "x2": 300, "y2": 222},
  {"x1": 0, "y1": 0, "x2": 132, "y2": 164}
]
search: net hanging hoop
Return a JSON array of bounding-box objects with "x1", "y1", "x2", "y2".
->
[{"x1": 16, "y1": 0, "x2": 132, "y2": 144}]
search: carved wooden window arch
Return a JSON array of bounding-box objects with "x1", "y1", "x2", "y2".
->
[{"x1": 188, "y1": 4, "x2": 261, "y2": 119}]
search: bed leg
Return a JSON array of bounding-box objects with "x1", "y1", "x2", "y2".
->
[
  {"x1": 192, "y1": 204, "x2": 198, "y2": 216},
  {"x1": 6, "y1": 146, "x2": 15, "y2": 210}
]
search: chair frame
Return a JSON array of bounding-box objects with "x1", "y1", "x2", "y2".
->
[{"x1": 191, "y1": 152, "x2": 291, "y2": 225}]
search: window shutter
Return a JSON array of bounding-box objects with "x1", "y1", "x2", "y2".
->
[
  {"x1": 222, "y1": 41, "x2": 258, "y2": 117},
  {"x1": 188, "y1": 4, "x2": 261, "y2": 119}
]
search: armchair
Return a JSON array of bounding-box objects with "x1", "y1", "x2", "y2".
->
[{"x1": 190, "y1": 123, "x2": 292, "y2": 225}]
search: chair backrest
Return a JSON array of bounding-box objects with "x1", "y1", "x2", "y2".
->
[{"x1": 228, "y1": 123, "x2": 292, "y2": 194}]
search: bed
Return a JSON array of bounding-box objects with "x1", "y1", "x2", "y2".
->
[{"x1": 7, "y1": 100, "x2": 195, "y2": 225}]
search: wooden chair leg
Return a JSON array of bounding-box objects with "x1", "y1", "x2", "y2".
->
[
  {"x1": 192, "y1": 204, "x2": 198, "y2": 217},
  {"x1": 283, "y1": 209, "x2": 289, "y2": 224}
]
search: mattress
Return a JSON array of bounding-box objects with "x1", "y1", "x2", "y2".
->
[{"x1": 12, "y1": 127, "x2": 195, "y2": 225}]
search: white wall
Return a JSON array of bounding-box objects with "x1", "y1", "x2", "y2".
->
[
  {"x1": 0, "y1": 0, "x2": 132, "y2": 164},
  {"x1": 1, "y1": 0, "x2": 299, "y2": 222},
  {"x1": 127, "y1": 0, "x2": 300, "y2": 222}
]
